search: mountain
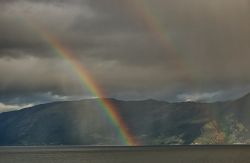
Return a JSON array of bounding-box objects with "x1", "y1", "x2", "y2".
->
[{"x1": 1, "y1": 94, "x2": 250, "y2": 146}]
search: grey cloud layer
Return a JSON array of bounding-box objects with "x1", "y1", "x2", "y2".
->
[{"x1": 0, "y1": 0, "x2": 250, "y2": 103}]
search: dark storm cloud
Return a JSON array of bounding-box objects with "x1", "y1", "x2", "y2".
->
[
  {"x1": 0, "y1": 0, "x2": 250, "y2": 104},
  {"x1": 0, "y1": 0, "x2": 168, "y2": 64}
]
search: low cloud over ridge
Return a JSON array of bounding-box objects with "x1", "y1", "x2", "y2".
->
[{"x1": 1, "y1": 0, "x2": 250, "y2": 104}]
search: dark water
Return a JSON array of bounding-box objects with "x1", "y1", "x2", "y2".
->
[{"x1": 1, "y1": 146, "x2": 250, "y2": 163}]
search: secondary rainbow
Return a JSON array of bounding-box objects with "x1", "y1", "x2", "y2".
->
[
  {"x1": 121, "y1": 0, "x2": 193, "y2": 82},
  {"x1": 38, "y1": 30, "x2": 138, "y2": 146}
]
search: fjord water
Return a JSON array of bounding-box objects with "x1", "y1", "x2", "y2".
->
[{"x1": 1, "y1": 146, "x2": 250, "y2": 163}]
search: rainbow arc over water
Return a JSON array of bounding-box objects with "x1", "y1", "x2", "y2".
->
[
  {"x1": 37, "y1": 30, "x2": 138, "y2": 146},
  {"x1": 24, "y1": 0, "x2": 196, "y2": 146}
]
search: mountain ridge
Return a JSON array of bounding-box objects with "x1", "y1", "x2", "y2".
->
[{"x1": 1, "y1": 93, "x2": 250, "y2": 145}]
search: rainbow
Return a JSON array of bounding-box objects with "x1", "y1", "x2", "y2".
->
[
  {"x1": 23, "y1": 1, "x2": 194, "y2": 146},
  {"x1": 121, "y1": 0, "x2": 193, "y2": 82},
  {"x1": 37, "y1": 30, "x2": 138, "y2": 146}
]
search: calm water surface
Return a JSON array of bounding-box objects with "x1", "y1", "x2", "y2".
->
[{"x1": 0, "y1": 146, "x2": 250, "y2": 163}]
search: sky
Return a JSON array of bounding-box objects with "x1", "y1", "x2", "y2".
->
[{"x1": 0, "y1": 0, "x2": 250, "y2": 112}]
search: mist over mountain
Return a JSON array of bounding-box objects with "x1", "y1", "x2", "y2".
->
[{"x1": 1, "y1": 94, "x2": 250, "y2": 146}]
